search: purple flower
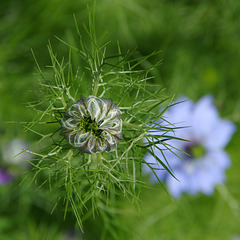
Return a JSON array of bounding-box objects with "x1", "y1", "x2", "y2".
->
[
  {"x1": 0, "y1": 168, "x2": 13, "y2": 185},
  {"x1": 144, "y1": 95, "x2": 236, "y2": 198}
]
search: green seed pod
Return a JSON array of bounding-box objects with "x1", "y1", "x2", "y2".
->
[{"x1": 61, "y1": 96, "x2": 122, "y2": 154}]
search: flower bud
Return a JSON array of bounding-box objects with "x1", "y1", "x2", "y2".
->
[{"x1": 61, "y1": 96, "x2": 122, "y2": 154}]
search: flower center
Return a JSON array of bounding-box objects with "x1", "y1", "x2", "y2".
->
[
  {"x1": 81, "y1": 116, "x2": 103, "y2": 137},
  {"x1": 185, "y1": 143, "x2": 205, "y2": 159},
  {"x1": 191, "y1": 144, "x2": 205, "y2": 159}
]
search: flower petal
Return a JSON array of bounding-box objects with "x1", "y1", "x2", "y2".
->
[
  {"x1": 61, "y1": 96, "x2": 122, "y2": 153},
  {"x1": 73, "y1": 131, "x2": 90, "y2": 147},
  {"x1": 87, "y1": 96, "x2": 101, "y2": 121},
  {"x1": 0, "y1": 169, "x2": 13, "y2": 184},
  {"x1": 204, "y1": 119, "x2": 236, "y2": 150},
  {"x1": 144, "y1": 94, "x2": 235, "y2": 198},
  {"x1": 192, "y1": 95, "x2": 219, "y2": 142}
]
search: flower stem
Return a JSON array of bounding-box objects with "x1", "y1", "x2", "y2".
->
[
  {"x1": 123, "y1": 121, "x2": 143, "y2": 130},
  {"x1": 92, "y1": 77, "x2": 100, "y2": 96}
]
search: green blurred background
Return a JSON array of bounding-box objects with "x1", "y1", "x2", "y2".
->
[{"x1": 0, "y1": 0, "x2": 240, "y2": 239}]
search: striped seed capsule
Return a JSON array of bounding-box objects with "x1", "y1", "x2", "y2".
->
[{"x1": 61, "y1": 96, "x2": 122, "y2": 154}]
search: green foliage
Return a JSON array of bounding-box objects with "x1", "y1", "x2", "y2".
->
[
  {"x1": 1, "y1": 0, "x2": 240, "y2": 239},
  {"x1": 23, "y1": 10, "x2": 179, "y2": 231}
]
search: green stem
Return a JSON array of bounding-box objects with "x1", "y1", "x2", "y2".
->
[
  {"x1": 92, "y1": 77, "x2": 99, "y2": 96},
  {"x1": 90, "y1": 153, "x2": 103, "y2": 168},
  {"x1": 123, "y1": 121, "x2": 144, "y2": 130},
  {"x1": 95, "y1": 153, "x2": 103, "y2": 165}
]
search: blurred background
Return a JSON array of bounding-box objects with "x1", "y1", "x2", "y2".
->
[{"x1": 0, "y1": 0, "x2": 240, "y2": 239}]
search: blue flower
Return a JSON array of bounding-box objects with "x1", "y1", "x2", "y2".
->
[{"x1": 144, "y1": 95, "x2": 236, "y2": 198}]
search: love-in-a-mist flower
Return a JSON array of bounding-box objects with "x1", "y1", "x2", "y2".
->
[
  {"x1": 2, "y1": 138, "x2": 31, "y2": 169},
  {"x1": 144, "y1": 95, "x2": 236, "y2": 198},
  {"x1": 61, "y1": 96, "x2": 122, "y2": 154},
  {"x1": 0, "y1": 168, "x2": 13, "y2": 185}
]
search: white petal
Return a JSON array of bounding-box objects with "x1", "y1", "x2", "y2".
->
[
  {"x1": 63, "y1": 118, "x2": 79, "y2": 129},
  {"x1": 86, "y1": 97, "x2": 99, "y2": 121},
  {"x1": 102, "y1": 131, "x2": 115, "y2": 145},
  {"x1": 88, "y1": 136, "x2": 97, "y2": 153},
  {"x1": 74, "y1": 132, "x2": 90, "y2": 147},
  {"x1": 96, "y1": 138, "x2": 107, "y2": 152},
  {"x1": 75, "y1": 100, "x2": 88, "y2": 118},
  {"x1": 68, "y1": 104, "x2": 83, "y2": 118},
  {"x1": 100, "y1": 119, "x2": 122, "y2": 135},
  {"x1": 97, "y1": 98, "x2": 112, "y2": 123}
]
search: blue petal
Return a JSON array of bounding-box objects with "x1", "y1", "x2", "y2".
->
[
  {"x1": 204, "y1": 119, "x2": 236, "y2": 150},
  {"x1": 192, "y1": 95, "x2": 219, "y2": 142},
  {"x1": 164, "y1": 96, "x2": 194, "y2": 127},
  {"x1": 204, "y1": 150, "x2": 231, "y2": 170},
  {"x1": 166, "y1": 170, "x2": 189, "y2": 198}
]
